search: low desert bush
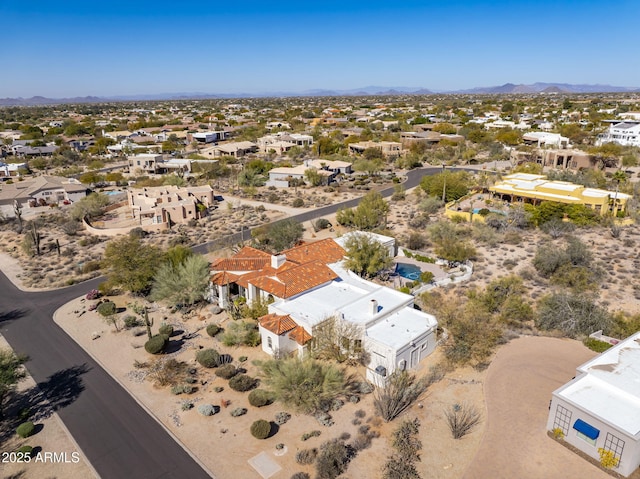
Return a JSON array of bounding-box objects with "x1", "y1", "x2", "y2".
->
[
  {"x1": 445, "y1": 403, "x2": 481, "y2": 439},
  {"x1": 16, "y1": 422, "x2": 35, "y2": 438},
  {"x1": 214, "y1": 364, "x2": 237, "y2": 380},
  {"x1": 158, "y1": 324, "x2": 174, "y2": 337},
  {"x1": 198, "y1": 404, "x2": 218, "y2": 416},
  {"x1": 249, "y1": 389, "x2": 275, "y2": 407},
  {"x1": 295, "y1": 448, "x2": 318, "y2": 465},
  {"x1": 250, "y1": 419, "x2": 272, "y2": 439},
  {"x1": 230, "y1": 407, "x2": 247, "y2": 417},
  {"x1": 196, "y1": 348, "x2": 220, "y2": 368},
  {"x1": 229, "y1": 374, "x2": 257, "y2": 392},
  {"x1": 144, "y1": 334, "x2": 168, "y2": 354},
  {"x1": 206, "y1": 324, "x2": 221, "y2": 337}
]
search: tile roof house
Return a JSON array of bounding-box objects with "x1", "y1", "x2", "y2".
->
[{"x1": 210, "y1": 236, "x2": 438, "y2": 386}]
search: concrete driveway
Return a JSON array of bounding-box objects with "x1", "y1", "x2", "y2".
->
[{"x1": 464, "y1": 336, "x2": 612, "y2": 479}]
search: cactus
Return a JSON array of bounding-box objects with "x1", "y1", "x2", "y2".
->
[{"x1": 144, "y1": 307, "x2": 154, "y2": 340}]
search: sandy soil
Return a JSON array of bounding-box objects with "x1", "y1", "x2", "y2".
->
[
  {"x1": 0, "y1": 335, "x2": 97, "y2": 479},
  {"x1": 464, "y1": 336, "x2": 610, "y2": 479}
]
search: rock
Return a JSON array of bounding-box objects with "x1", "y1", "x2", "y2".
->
[
  {"x1": 210, "y1": 305, "x2": 223, "y2": 315},
  {"x1": 91, "y1": 332, "x2": 101, "y2": 340}
]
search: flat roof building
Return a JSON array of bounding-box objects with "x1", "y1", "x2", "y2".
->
[
  {"x1": 489, "y1": 173, "x2": 630, "y2": 216},
  {"x1": 547, "y1": 332, "x2": 640, "y2": 476}
]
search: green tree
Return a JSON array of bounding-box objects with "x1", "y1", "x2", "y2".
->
[
  {"x1": 70, "y1": 193, "x2": 110, "y2": 220},
  {"x1": 102, "y1": 236, "x2": 163, "y2": 294},
  {"x1": 420, "y1": 171, "x2": 471, "y2": 202},
  {"x1": 150, "y1": 254, "x2": 210, "y2": 307},
  {"x1": 336, "y1": 191, "x2": 389, "y2": 231},
  {"x1": 255, "y1": 357, "x2": 348, "y2": 414},
  {"x1": 252, "y1": 218, "x2": 304, "y2": 253},
  {"x1": 304, "y1": 168, "x2": 323, "y2": 186},
  {"x1": 0, "y1": 348, "x2": 28, "y2": 419},
  {"x1": 343, "y1": 233, "x2": 392, "y2": 278}
]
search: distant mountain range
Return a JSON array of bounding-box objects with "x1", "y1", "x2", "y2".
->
[{"x1": 1, "y1": 83, "x2": 639, "y2": 106}]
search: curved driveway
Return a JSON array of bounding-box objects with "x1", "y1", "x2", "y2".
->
[
  {"x1": 463, "y1": 336, "x2": 609, "y2": 479},
  {"x1": 0, "y1": 166, "x2": 475, "y2": 478}
]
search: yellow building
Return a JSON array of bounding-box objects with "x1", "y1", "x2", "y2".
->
[{"x1": 489, "y1": 173, "x2": 631, "y2": 216}]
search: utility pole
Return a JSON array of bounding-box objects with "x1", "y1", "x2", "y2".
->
[{"x1": 441, "y1": 163, "x2": 447, "y2": 203}]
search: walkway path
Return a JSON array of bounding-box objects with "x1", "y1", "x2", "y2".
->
[{"x1": 463, "y1": 336, "x2": 610, "y2": 479}]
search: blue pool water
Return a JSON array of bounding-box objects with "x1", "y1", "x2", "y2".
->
[
  {"x1": 395, "y1": 262, "x2": 422, "y2": 281},
  {"x1": 472, "y1": 208, "x2": 505, "y2": 215},
  {"x1": 105, "y1": 190, "x2": 123, "y2": 196}
]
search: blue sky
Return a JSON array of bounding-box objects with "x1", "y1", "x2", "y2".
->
[{"x1": 1, "y1": 0, "x2": 638, "y2": 97}]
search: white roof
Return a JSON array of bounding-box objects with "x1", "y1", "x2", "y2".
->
[
  {"x1": 556, "y1": 332, "x2": 640, "y2": 436},
  {"x1": 366, "y1": 307, "x2": 437, "y2": 350},
  {"x1": 270, "y1": 279, "x2": 413, "y2": 330}
]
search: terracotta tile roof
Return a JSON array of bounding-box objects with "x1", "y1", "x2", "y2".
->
[
  {"x1": 259, "y1": 313, "x2": 297, "y2": 335},
  {"x1": 234, "y1": 246, "x2": 272, "y2": 259},
  {"x1": 282, "y1": 238, "x2": 345, "y2": 265},
  {"x1": 210, "y1": 246, "x2": 272, "y2": 272},
  {"x1": 249, "y1": 260, "x2": 338, "y2": 299},
  {"x1": 210, "y1": 257, "x2": 270, "y2": 272},
  {"x1": 289, "y1": 326, "x2": 313, "y2": 345},
  {"x1": 211, "y1": 271, "x2": 240, "y2": 286}
]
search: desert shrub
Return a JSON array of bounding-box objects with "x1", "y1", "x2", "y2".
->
[
  {"x1": 292, "y1": 198, "x2": 304, "y2": 207},
  {"x1": 296, "y1": 448, "x2": 318, "y2": 465},
  {"x1": 238, "y1": 356, "x2": 248, "y2": 362},
  {"x1": 147, "y1": 358, "x2": 189, "y2": 387},
  {"x1": 275, "y1": 411, "x2": 291, "y2": 425},
  {"x1": 301, "y1": 430, "x2": 322, "y2": 441},
  {"x1": 373, "y1": 371, "x2": 429, "y2": 422},
  {"x1": 16, "y1": 422, "x2": 35, "y2": 438},
  {"x1": 181, "y1": 401, "x2": 194, "y2": 411},
  {"x1": 214, "y1": 364, "x2": 238, "y2": 379},
  {"x1": 214, "y1": 386, "x2": 224, "y2": 393},
  {"x1": 315, "y1": 439, "x2": 351, "y2": 479},
  {"x1": 249, "y1": 389, "x2": 275, "y2": 407},
  {"x1": 144, "y1": 334, "x2": 168, "y2": 354},
  {"x1": 315, "y1": 412, "x2": 334, "y2": 427},
  {"x1": 206, "y1": 324, "x2": 221, "y2": 337},
  {"x1": 96, "y1": 301, "x2": 116, "y2": 317},
  {"x1": 17, "y1": 445, "x2": 33, "y2": 456},
  {"x1": 291, "y1": 472, "x2": 310, "y2": 479},
  {"x1": 85, "y1": 289, "x2": 100, "y2": 300},
  {"x1": 351, "y1": 433, "x2": 373, "y2": 451},
  {"x1": 196, "y1": 348, "x2": 220, "y2": 368},
  {"x1": 355, "y1": 409, "x2": 366, "y2": 418},
  {"x1": 314, "y1": 218, "x2": 331, "y2": 231},
  {"x1": 255, "y1": 357, "x2": 348, "y2": 414},
  {"x1": 158, "y1": 324, "x2": 174, "y2": 337},
  {"x1": 221, "y1": 320, "x2": 261, "y2": 346},
  {"x1": 250, "y1": 419, "x2": 272, "y2": 439},
  {"x1": 445, "y1": 403, "x2": 481, "y2": 439},
  {"x1": 230, "y1": 407, "x2": 247, "y2": 417},
  {"x1": 198, "y1": 404, "x2": 218, "y2": 416},
  {"x1": 123, "y1": 315, "x2": 141, "y2": 329},
  {"x1": 229, "y1": 374, "x2": 257, "y2": 392}
]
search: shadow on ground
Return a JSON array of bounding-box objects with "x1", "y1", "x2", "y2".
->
[{"x1": 0, "y1": 364, "x2": 90, "y2": 443}]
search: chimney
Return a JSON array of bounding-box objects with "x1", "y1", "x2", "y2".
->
[
  {"x1": 370, "y1": 299, "x2": 378, "y2": 316},
  {"x1": 271, "y1": 254, "x2": 286, "y2": 269}
]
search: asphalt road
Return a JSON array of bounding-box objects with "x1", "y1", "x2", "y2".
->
[
  {"x1": 0, "y1": 275, "x2": 212, "y2": 479},
  {"x1": 0, "y1": 165, "x2": 482, "y2": 478}
]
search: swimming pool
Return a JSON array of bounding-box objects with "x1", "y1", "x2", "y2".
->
[{"x1": 395, "y1": 262, "x2": 422, "y2": 281}]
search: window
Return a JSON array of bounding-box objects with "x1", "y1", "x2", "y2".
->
[
  {"x1": 573, "y1": 419, "x2": 599, "y2": 446},
  {"x1": 603, "y1": 432, "x2": 625, "y2": 467},
  {"x1": 553, "y1": 404, "x2": 572, "y2": 436},
  {"x1": 267, "y1": 337, "x2": 273, "y2": 349}
]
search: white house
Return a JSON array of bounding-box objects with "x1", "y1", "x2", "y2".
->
[
  {"x1": 547, "y1": 332, "x2": 640, "y2": 477},
  {"x1": 261, "y1": 264, "x2": 437, "y2": 385},
  {"x1": 522, "y1": 132, "x2": 571, "y2": 149},
  {"x1": 209, "y1": 236, "x2": 437, "y2": 385},
  {"x1": 596, "y1": 122, "x2": 640, "y2": 148}
]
